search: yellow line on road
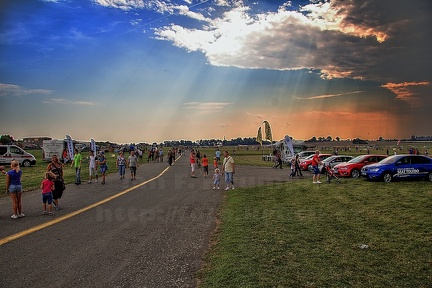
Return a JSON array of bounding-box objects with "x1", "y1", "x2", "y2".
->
[{"x1": 0, "y1": 164, "x2": 172, "y2": 246}]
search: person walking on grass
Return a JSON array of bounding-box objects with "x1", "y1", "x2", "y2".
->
[
  {"x1": 6, "y1": 160, "x2": 25, "y2": 219},
  {"x1": 312, "y1": 150, "x2": 323, "y2": 184},
  {"x1": 222, "y1": 150, "x2": 235, "y2": 190},
  {"x1": 40, "y1": 172, "x2": 55, "y2": 215},
  {"x1": 128, "y1": 150, "x2": 139, "y2": 180},
  {"x1": 88, "y1": 150, "x2": 98, "y2": 183},
  {"x1": 71, "y1": 148, "x2": 82, "y2": 185}
]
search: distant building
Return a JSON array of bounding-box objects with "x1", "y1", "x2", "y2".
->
[{"x1": 22, "y1": 137, "x2": 52, "y2": 147}]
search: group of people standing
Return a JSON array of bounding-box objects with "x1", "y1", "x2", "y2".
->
[{"x1": 189, "y1": 148, "x2": 235, "y2": 191}]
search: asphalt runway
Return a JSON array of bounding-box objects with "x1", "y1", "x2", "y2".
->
[{"x1": 0, "y1": 154, "x2": 305, "y2": 287}]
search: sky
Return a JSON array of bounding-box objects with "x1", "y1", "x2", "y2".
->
[{"x1": 0, "y1": 0, "x2": 431, "y2": 144}]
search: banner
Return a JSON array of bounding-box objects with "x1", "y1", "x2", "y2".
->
[
  {"x1": 263, "y1": 120, "x2": 273, "y2": 142},
  {"x1": 90, "y1": 138, "x2": 96, "y2": 154},
  {"x1": 284, "y1": 135, "x2": 295, "y2": 157},
  {"x1": 66, "y1": 134, "x2": 74, "y2": 160},
  {"x1": 256, "y1": 127, "x2": 262, "y2": 145}
]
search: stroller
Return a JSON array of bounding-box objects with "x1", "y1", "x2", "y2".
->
[{"x1": 323, "y1": 164, "x2": 341, "y2": 184}]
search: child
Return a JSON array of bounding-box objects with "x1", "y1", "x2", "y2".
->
[
  {"x1": 201, "y1": 154, "x2": 209, "y2": 178},
  {"x1": 212, "y1": 168, "x2": 221, "y2": 190},
  {"x1": 290, "y1": 157, "x2": 296, "y2": 178},
  {"x1": 213, "y1": 157, "x2": 218, "y2": 169},
  {"x1": 41, "y1": 172, "x2": 55, "y2": 215}
]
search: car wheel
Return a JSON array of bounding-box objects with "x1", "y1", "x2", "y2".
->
[
  {"x1": 22, "y1": 160, "x2": 31, "y2": 167},
  {"x1": 307, "y1": 165, "x2": 313, "y2": 172},
  {"x1": 351, "y1": 169, "x2": 360, "y2": 178},
  {"x1": 428, "y1": 173, "x2": 432, "y2": 182},
  {"x1": 383, "y1": 172, "x2": 392, "y2": 183}
]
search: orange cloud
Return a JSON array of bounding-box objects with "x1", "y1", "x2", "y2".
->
[{"x1": 381, "y1": 81, "x2": 430, "y2": 106}]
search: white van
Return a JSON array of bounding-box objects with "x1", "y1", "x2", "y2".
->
[{"x1": 0, "y1": 145, "x2": 37, "y2": 167}]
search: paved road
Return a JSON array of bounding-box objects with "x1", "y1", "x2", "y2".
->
[{"x1": 0, "y1": 154, "x2": 305, "y2": 287}]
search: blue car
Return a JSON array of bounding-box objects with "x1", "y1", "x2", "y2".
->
[{"x1": 361, "y1": 154, "x2": 432, "y2": 183}]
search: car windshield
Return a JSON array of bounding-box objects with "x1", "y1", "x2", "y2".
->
[
  {"x1": 378, "y1": 156, "x2": 398, "y2": 164},
  {"x1": 323, "y1": 156, "x2": 337, "y2": 163},
  {"x1": 347, "y1": 155, "x2": 367, "y2": 164},
  {"x1": 304, "y1": 155, "x2": 314, "y2": 160}
]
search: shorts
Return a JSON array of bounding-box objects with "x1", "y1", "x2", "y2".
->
[
  {"x1": 100, "y1": 165, "x2": 107, "y2": 173},
  {"x1": 225, "y1": 172, "x2": 234, "y2": 184},
  {"x1": 42, "y1": 192, "x2": 53, "y2": 204},
  {"x1": 190, "y1": 163, "x2": 196, "y2": 172},
  {"x1": 89, "y1": 167, "x2": 98, "y2": 176},
  {"x1": 130, "y1": 166, "x2": 137, "y2": 174},
  {"x1": 203, "y1": 165, "x2": 209, "y2": 173},
  {"x1": 313, "y1": 165, "x2": 320, "y2": 175},
  {"x1": 8, "y1": 184, "x2": 22, "y2": 194}
]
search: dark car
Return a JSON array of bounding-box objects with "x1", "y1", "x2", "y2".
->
[
  {"x1": 361, "y1": 154, "x2": 432, "y2": 182},
  {"x1": 333, "y1": 154, "x2": 387, "y2": 178}
]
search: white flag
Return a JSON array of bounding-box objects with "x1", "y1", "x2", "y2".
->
[
  {"x1": 284, "y1": 135, "x2": 294, "y2": 157},
  {"x1": 66, "y1": 134, "x2": 74, "y2": 160}
]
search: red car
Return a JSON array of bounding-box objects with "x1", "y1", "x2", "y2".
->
[
  {"x1": 333, "y1": 154, "x2": 387, "y2": 178},
  {"x1": 299, "y1": 154, "x2": 332, "y2": 171}
]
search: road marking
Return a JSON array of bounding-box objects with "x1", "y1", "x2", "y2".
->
[{"x1": 0, "y1": 164, "x2": 173, "y2": 246}]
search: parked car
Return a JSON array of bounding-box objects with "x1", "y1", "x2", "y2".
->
[
  {"x1": 319, "y1": 155, "x2": 354, "y2": 173},
  {"x1": 299, "y1": 154, "x2": 332, "y2": 171},
  {"x1": 296, "y1": 151, "x2": 316, "y2": 159},
  {"x1": 0, "y1": 145, "x2": 37, "y2": 167},
  {"x1": 333, "y1": 154, "x2": 387, "y2": 178},
  {"x1": 361, "y1": 154, "x2": 432, "y2": 182}
]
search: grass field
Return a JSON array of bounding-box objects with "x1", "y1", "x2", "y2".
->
[{"x1": 198, "y1": 179, "x2": 432, "y2": 287}]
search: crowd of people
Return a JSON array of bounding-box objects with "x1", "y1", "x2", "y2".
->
[
  {"x1": 0, "y1": 146, "x2": 179, "y2": 219},
  {"x1": 188, "y1": 148, "x2": 235, "y2": 191}
]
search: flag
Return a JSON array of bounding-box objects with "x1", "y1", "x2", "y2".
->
[
  {"x1": 256, "y1": 127, "x2": 263, "y2": 145},
  {"x1": 90, "y1": 138, "x2": 96, "y2": 154},
  {"x1": 66, "y1": 134, "x2": 74, "y2": 160},
  {"x1": 284, "y1": 135, "x2": 294, "y2": 157},
  {"x1": 263, "y1": 120, "x2": 273, "y2": 142}
]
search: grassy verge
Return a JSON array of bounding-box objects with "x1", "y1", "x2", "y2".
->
[{"x1": 198, "y1": 178, "x2": 432, "y2": 287}]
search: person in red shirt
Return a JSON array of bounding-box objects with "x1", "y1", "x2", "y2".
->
[
  {"x1": 201, "y1": 154, "x2": 209, "y2": 178},
  {"x1": 311, "y1": 150, "x2": 323, "y2": 184},
  {"x1": 190, "y1": 149, "x2": 197, "y2": 178},
  {"x1": 40, "y1": 172, "x2": 55, "y2": 215}
]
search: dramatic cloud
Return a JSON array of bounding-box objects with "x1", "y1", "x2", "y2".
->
[
  {"x1": 381, "y1": 82, "x2": 430, "y2": 107},
  {"x1": 153, "y1": 0, "x2": 431, "y2": 83}
]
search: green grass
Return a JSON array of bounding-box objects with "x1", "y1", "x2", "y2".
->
[
  {"x1": 0, "y1": 149, "x2": 122, "y2": 195},
  {"x1": 198, "y1": 179, "x2": 432, "y2": 287}
]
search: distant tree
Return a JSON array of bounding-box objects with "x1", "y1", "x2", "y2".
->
[
  {"x1": 352, "y1": 138, "x2": 368, "y2": 144},
  {"x1": 335, "y1": 136, "x2": 340, "y2": 141},
  {"x1": 0, "y1": 134, "x2": 15, "y2": 144},
  {"x1": 326, "y1": 136, "x2": 333, "y2": 141}
]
